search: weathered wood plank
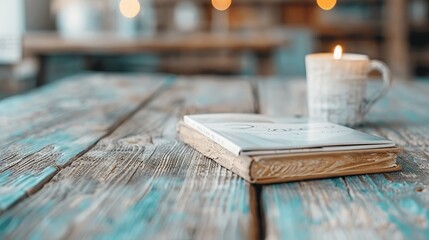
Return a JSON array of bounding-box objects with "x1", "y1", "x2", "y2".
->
[
  {"x1": 0, "y1": 76, "x2": 259, "y2": 239},
  {"x1": 259, "y1": 80, "x2": 429, "y2": 239},
  {"x1": 0, "y1": 73, "x2": 167, "y2": 212}
]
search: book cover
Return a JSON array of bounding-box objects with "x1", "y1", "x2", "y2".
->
[{"x1": 184, "y1": 113, "x2": 395, "y2": 156}]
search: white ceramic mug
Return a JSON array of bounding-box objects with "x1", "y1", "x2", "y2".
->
[{"x1": 306, "y1": 53, "x2": 392, "y2": 126}]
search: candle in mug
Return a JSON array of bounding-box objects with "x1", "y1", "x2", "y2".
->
[{"x1": 305, "y1": 45, "x2": 392, "y2": 126}]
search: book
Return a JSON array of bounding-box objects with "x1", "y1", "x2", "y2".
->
[{"x1": 178, "y1": 114, "x2": 401, "y2": 184}]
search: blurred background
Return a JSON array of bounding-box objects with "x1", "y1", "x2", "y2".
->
[{"x1": 0, "y1": 0, "x2": 428, "y2": 98}]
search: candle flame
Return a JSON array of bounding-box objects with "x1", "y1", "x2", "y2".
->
[{"x1": 333, "y1": 45, "x2": 343, "y2": 60}]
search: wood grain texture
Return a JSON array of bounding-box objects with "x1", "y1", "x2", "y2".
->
[
  {"x1": 259, "y1": 80, "x2": 429, "y2": 239},
  {"x1": 0, "y1": 73, "x2": 167, "y2": 212},
  {"x1": 0, "y1": 76, "x2": 259, "y2": 239},
  {"x1": 178, "y1": 122, "x2": 254, "y2": 182}
]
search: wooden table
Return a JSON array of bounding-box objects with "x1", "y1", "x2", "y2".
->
[
  {"x1": 24, "y1": 32, "x2": 290, "y2": 86},
  {"x1": 0, "y1": 73, "x2": 428, "y2": 239}
]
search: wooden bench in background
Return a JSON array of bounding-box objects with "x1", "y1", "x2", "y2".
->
[{"x1": 24, "y1": 32, "x2": 290, "y2": 86}]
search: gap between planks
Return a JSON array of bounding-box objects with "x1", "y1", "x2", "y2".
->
[
  {"x1": 0, "y1": 76, "x2": 261, "y2": 240},
  {"x1": 259, "y1": 79, "x2": 429, "y2": 239},
  {"x1": 0, "y1": 75, "x2": 175, "y2": 214},
  {"x1": 252, "y1": 184, "x2": 266, "y2": 240},
  {"x1": 249, "y1": 78, "x2": 267, "y2": 240}
]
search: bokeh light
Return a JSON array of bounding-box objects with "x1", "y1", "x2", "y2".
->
[
  {"x1": 119, "y1": 0, "x2": 141, "y2": 18},
  {"x1": 316, "y1": 0, "x2": 337, "y2": 11},
  {"x1": 212, "y1": 0, "x2": 232, "y2": 11}
]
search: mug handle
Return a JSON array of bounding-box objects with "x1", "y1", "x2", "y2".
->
[{"x1": 362, "y1": 60, "x2": 392, "y2": 115}]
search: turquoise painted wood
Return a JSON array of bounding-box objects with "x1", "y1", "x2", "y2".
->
[
  {"x1": 0, "y1": 73, "x2": 167, "y2": 212},
  {"x1": 259, "y1": 80, "x2": 429, "y2": 239},
  {"x1": 0, "y1": 76, "x2": 258, "y2": 239},
  {"x1": 1, "y1": 75, "x2": 428, "y2": 239}
]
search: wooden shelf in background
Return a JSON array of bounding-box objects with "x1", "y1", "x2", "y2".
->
[
  {"x1": 23, "y1": 31, "x2": 290, "y2": 56},
  {"x1": 315, "y1": 23, "x2": 383, "y2": 37}
]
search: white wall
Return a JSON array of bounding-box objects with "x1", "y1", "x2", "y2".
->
[{"x1": 0, "y1": 0, "x2": 24, "y2": 63}]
